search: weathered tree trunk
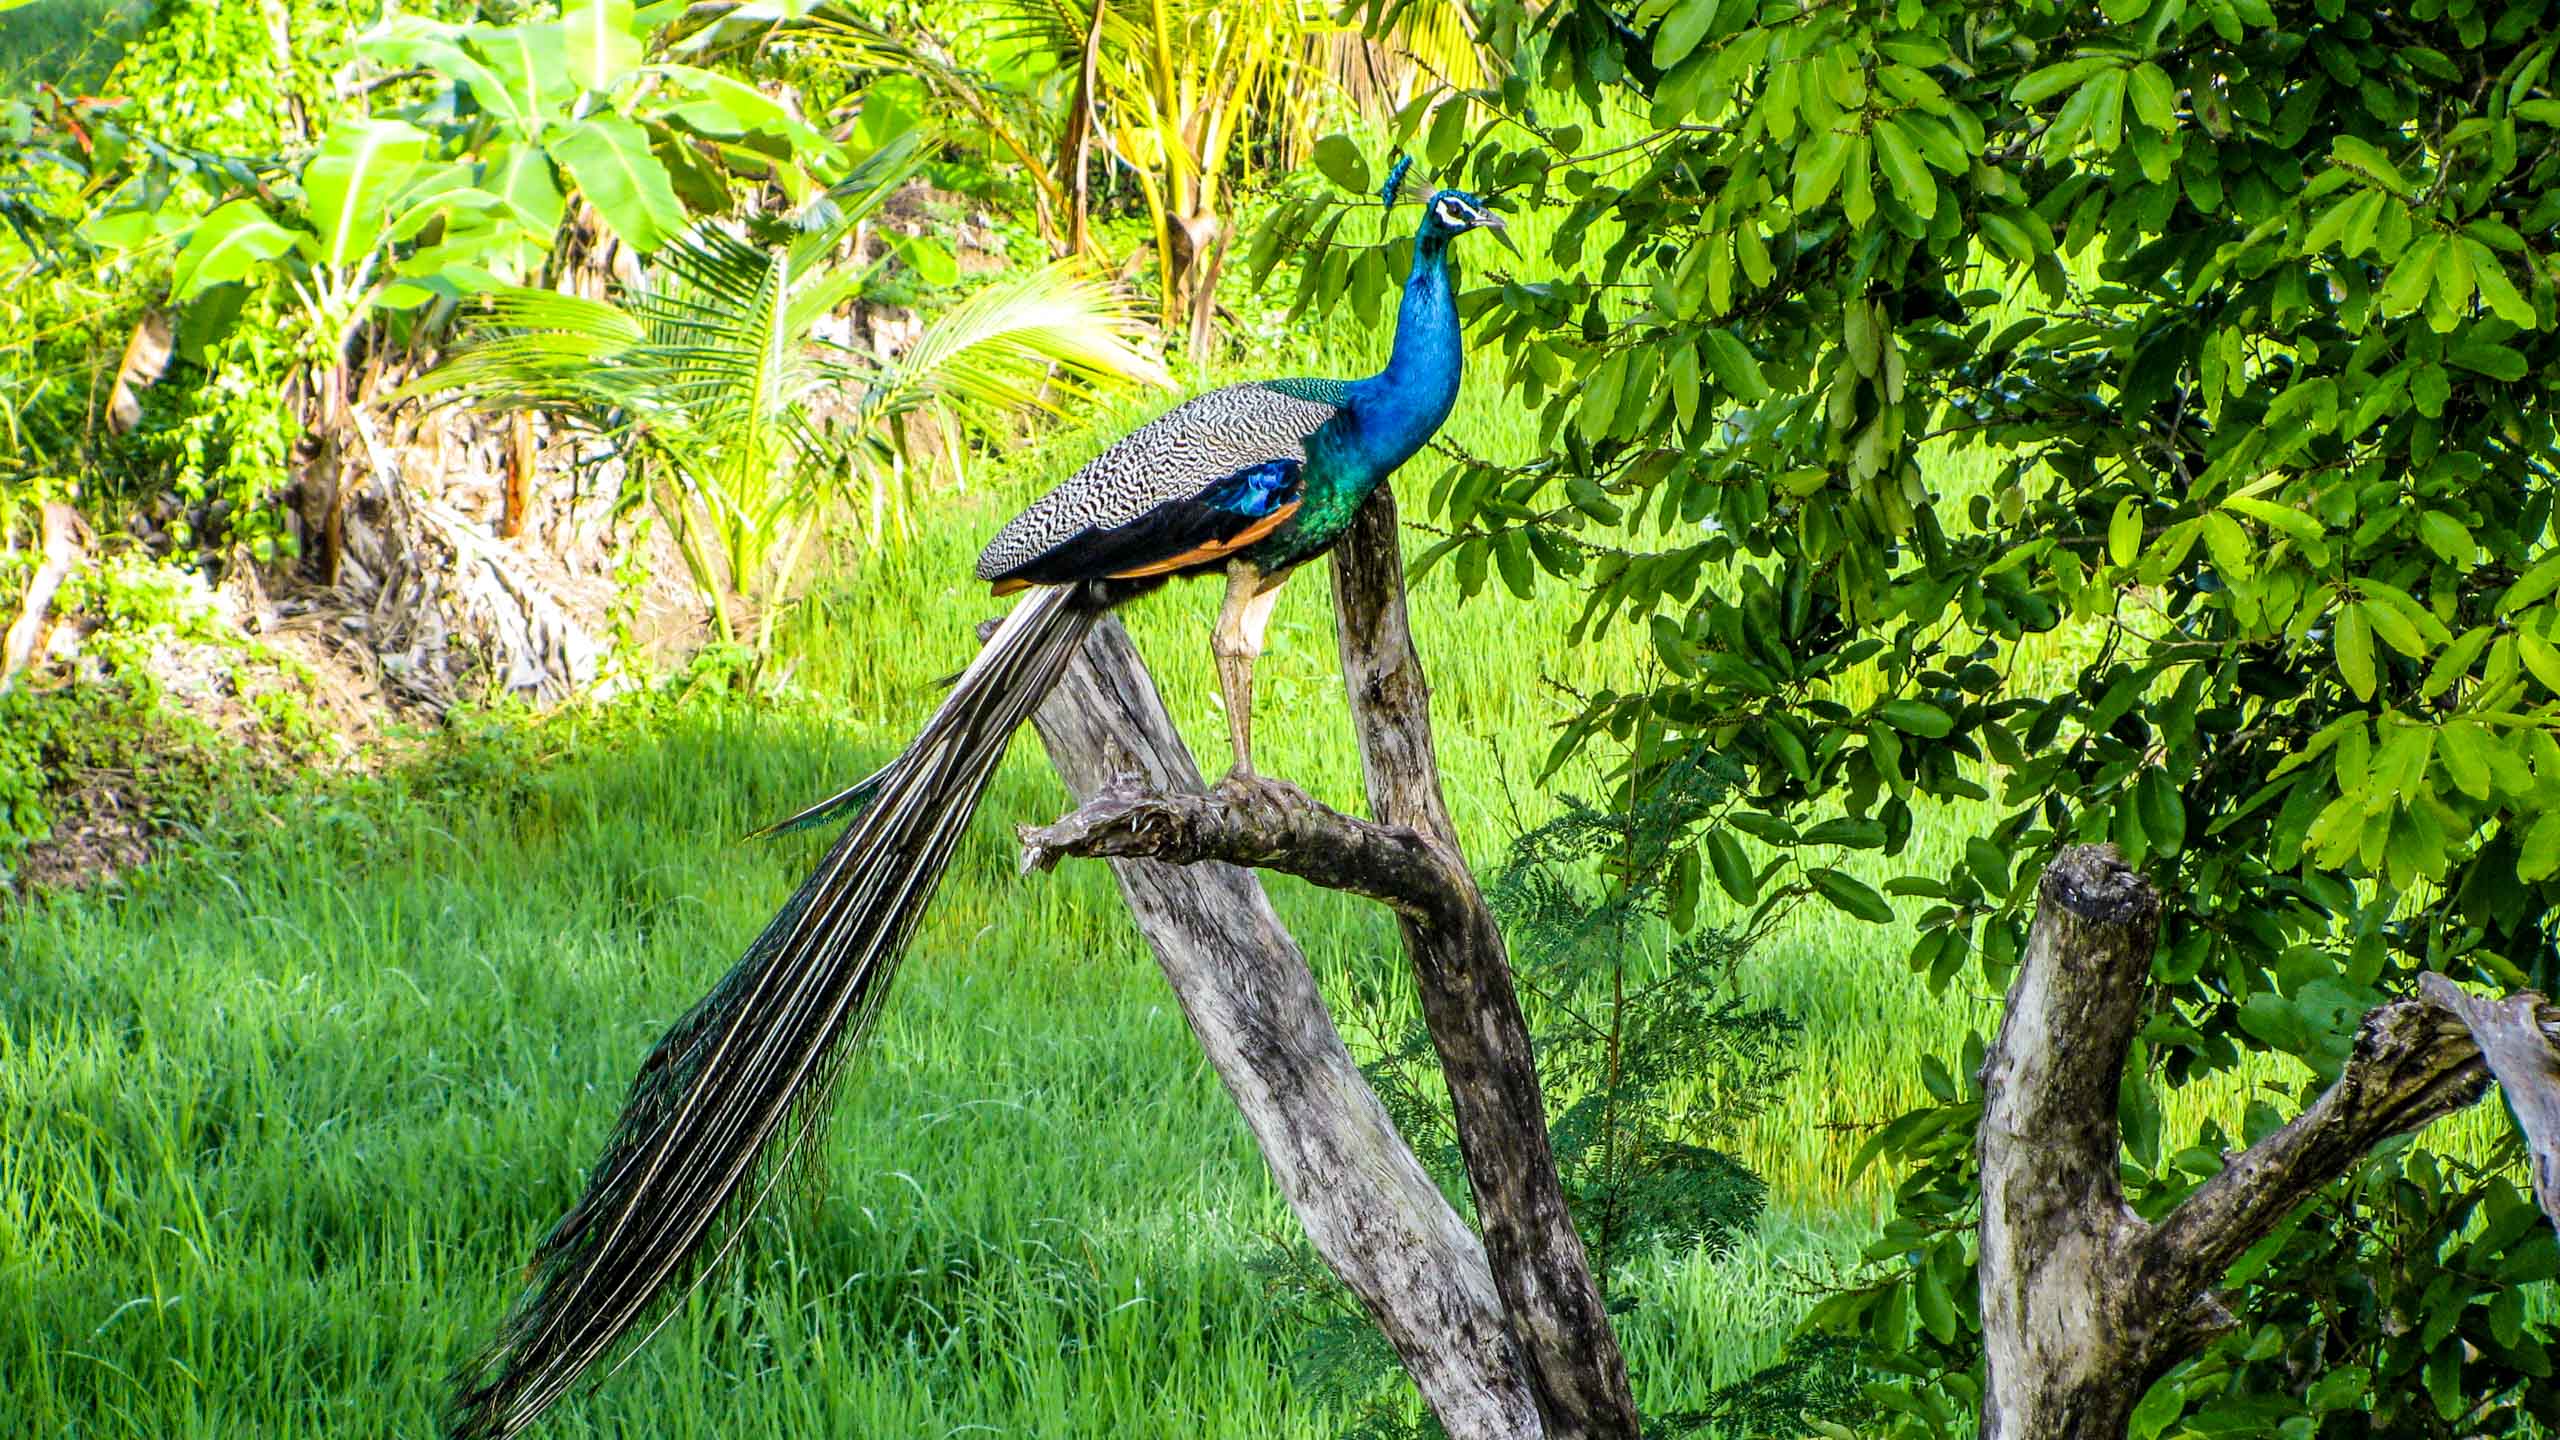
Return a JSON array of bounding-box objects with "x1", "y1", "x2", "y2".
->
[
  {"x1": 1012, "y1": 489, "x2": 1641, "y2": 1440},
  {"x1": 1977, "y1": 848, "x2": 2173, "y2": 1440},
  {"x1": 2417, "y1": 973, "x2": 2560, "y2": 1234},
  {"x1": 1979, "y1": 845, "x2": 2560, "y2": 1440}
]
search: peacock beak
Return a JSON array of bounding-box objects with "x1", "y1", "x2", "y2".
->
[{"x1": 1481, "y1": 214, "x2": 1520, "y2": 257}]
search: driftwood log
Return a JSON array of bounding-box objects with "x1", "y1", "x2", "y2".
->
[
  {"x1": 1007, "y1": 489, "x2": 1641, "y2": 1440},
  {"x1": 1980, "y1": 845, "x2": 2560, "y2": 1440}
]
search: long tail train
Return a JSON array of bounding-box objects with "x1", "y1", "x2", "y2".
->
[{"x1": 448, "y1": 581, "x2": 1107, "y2": 1440}]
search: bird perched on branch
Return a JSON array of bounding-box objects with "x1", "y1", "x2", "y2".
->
[{"x1": 447, "y1": 175, "x2": 1511, "y2": 1439}]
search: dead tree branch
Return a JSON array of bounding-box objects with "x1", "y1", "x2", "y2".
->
[
  {"x1": 1012, "y1": 613, "x2": 1543, "y2": 1440},
  {"x1": 1328, "y1": 489, "x2": 1643, "y2": 1440},
  {"x1": 2417, "y1": 973, "x2": 2560, "y2": 1235}
]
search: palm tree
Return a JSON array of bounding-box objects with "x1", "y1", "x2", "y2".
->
[
  {"x1": 421, "y1": 141, "x2": 1170, "y2": 656},
  {"x1": 804, "y1": 2, "x2": 1490, "y2": 364}
]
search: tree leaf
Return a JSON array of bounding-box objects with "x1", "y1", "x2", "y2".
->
[
  {"x1": 2138, "y1": 769, "x2": 2187, "y2": 856},
  {"x1": 2223, "y1": 495, "x2": 2323, "y2": 545},
  {"x1": 2361, "y1": 595, "x2": 2426, "y2": 658},
  {"x1": 2087, "y1": 67, "x2": 2129, "y2": 154},
  {"x1": 1791, "y1": 126, "x2": 1851, "y2": 213},
  {"x1": 2109, "y1": 496, "x2": 2143, "y2": 565},
  {"x1": 2523, "y1": 811, "x2": 2560, "y2": 883},
  {"x1": 2380, "y1": 234, "x2": 2445, "y2": 317},
  {"x1": 657, "y1": 65, "x2": 840, "y2": 156},
  {"x1": 2437, "y1": 722, "x2": 2492, "y2": 801},
  {"x1": 1877, "y1": 698, "x2": 1955, "y2": 738},
  {"x1": 1873, "y1": 118, "x2": 1937, "y2": 220},
  {"x1": 2200, "y1": 510, "x2": 2254, "y2": 583},
  {"x1": 2128, "y1": 62, "x2": 2176, "y2": 133},
  {"x1": 2013, "y1": 57, "x2": 2115, "y2": 105},
  {"x1": 1810, "y1": 866, "x2": 1895, "y2": 923},
  {"x1": 1701, "y1": 328, "x2": 1768, "y2": 402},
  {"x1": 563, "y1": 0, "x2": 642, "y2": 94},
  {"x1": 2464, "y1": 238, "x2": 2539, "y2": 328},
  {"x1": 483, "y1": 141, "x2": 565, "y2": 237},
  {"x1": 304, "y1": 118, "x2": 429, "y2": 272},
  {"x1": 2501, "y1": 552, "x2": 2560, "y2": 615},
  {"x1": 172, "y1": 199, "x2": 305, "y2": 298},
  {"x1": 1652, "y1": 0, "x2": 1720, "y2": 70},
  {"x1": 2337, "y1": 603, "x2": 2377, "y2": 700},
  {"x1": 2518, "y1": 628, "x2": 2560, "y2": 696},
  {"x1": 465, "y1": 20, "x2": 579, "y2": 130},
  {"x1": 363, "y1": 15, "x2": 523, "y2": 130},
  {"x1": 1707, "y1": 827, "x2": 1757, "y2": 903},
  {"x1": 2417, "y1": 510, "x2": 2477, "y2": 566},
  {"x1": 2331, "y1": 133, "x2": 2411, "y2": 195},
  {"x1": 553, "y1": 116, "x2": 689, "y2": 252},
  {"x1": 2446, "y1": 341, "x2": 2527, "y2": 381},
  {"x1": 1310, "y1": 134, "x2": 1371, "y2": 196},
  {"x1": 1913, "y1": 1246, "x2": 1958, "y2": 1342}
]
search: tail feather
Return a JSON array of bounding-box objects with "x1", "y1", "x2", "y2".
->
[
  {"x1": 744, "y1": 764, "x2": 892, "y2": 840},
  {"x1": 449, "y1": 583, "x2": 1105, "y2": 1440}
]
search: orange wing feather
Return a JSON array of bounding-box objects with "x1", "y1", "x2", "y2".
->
[
  {"x1": 1103, "y1": 501, "x2": 1301, "y2": 581},
  {"x1": 983, "y1": 500, "x2": 1302, "y2": 595}
]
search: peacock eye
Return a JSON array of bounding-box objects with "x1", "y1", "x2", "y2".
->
[{"x1": 1436, "y1": 199, "x2": 1464, "y2": 226}]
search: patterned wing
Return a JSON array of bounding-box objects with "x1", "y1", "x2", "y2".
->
[{"x1": 975, "y1": 382, "x2": 1342, "y2": 588}]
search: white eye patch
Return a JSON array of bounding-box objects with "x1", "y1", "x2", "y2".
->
[{"x1": 1436, "y1": 197, "x2": 1468, "y2": 226}]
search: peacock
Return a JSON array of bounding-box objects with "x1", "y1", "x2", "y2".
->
[{"x1": 446, "y1": 178, "x2": 1511, "y2": 1439}]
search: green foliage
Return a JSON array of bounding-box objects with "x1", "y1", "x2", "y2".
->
[
  {"x1": 0, "y1": 668, "x2": 225, "y2": 879},
  {"x1": 125, "y1": 319, "x2": 301, "y2": 565},
  {"x1": 417, "y1": 135, "x2": 1170, "y2": 653},
  {"x1": 1274, "y1": 0, "x2": 2560, "y2": 1429},
  {"x1": 1482, "y1": 750, "x2": 1794, "y2": 1273},
  {"x1": 0, "y1": 0, "x2": 361, "y2": 557},
  {"x1": 1266, "y1": 742, "x2": 1848, "y2": 1438},
  {"x1": 0, "y1": 0, "x2": 153, "y2": 94},
  {"x1": 142, "y1": 0, "x2": 847, "y2": 313}
]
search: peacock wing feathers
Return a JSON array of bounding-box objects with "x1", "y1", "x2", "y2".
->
[{"x1": 975, "y1": 381, "x2": 1345, "y2": 590}]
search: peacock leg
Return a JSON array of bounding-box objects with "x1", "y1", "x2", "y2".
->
[{"x1": 1212, "y1": 561, "x2": 1286, "y2": 777}]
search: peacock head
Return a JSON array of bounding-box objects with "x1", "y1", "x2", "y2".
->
[{"x1": 1417, "y1": 188, "x2": 1517, "y2": 256}]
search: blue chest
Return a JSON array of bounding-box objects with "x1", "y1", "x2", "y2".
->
[{"x1": 1245, "y1": 238, "x2": 1462, "y2": 571}]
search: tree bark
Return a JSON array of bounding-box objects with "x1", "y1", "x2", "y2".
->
[
  {"x1": 1329, "y1": 490, "x2": 1642, "y2": 1440},
  {"x1": 1013, "y1": 615, "x2": 1543, "y2": 1440},
  {"x1": 1979, "y1": 845, "x2": 2560, "y2": 1440},
  {"x1": 2416, "y1": 973, "x2": 2560, "y2": 1237}
]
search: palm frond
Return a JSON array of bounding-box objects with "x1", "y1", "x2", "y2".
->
[{"x1": 865, "y1": 262, "x2": 1169, "y2": 428}]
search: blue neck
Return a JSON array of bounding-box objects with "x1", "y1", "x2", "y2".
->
[{"x1": 1342, "y1": 230, "x2": 1461, "y2": 475}]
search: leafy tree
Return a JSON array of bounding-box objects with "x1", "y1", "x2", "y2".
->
[
  {"x1": 1275, "y1": 0, "x2": 2560, "y2": 1431},
  {"x1": 419, "y1": 136, "x2": 1170, "y2": 654}
]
